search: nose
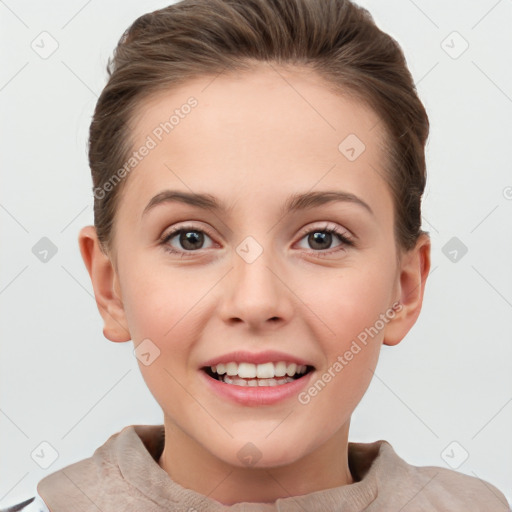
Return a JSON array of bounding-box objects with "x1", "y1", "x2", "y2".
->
[{"x1": 218, "y1": 245, "x2": 294, "y2": 330}]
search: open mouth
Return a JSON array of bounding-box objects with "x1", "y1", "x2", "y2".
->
[{"x1": 202, "y1": 362, "x2": 315, "y2": 387}]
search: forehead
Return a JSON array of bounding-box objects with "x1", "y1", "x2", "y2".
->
[{"x1": 118, "y1": 62, "x2": 391, "y2": 223}]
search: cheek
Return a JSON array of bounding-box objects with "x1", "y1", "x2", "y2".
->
[
  {"x1": 297, "y1": 261, "x2": 396, "y2": 345},
  {"x1": 122, "y1": 264, "x2": 200, "y2": 343},
  {"x1": 293, "y1": 262, "x2": 393, "y2": 406},
  {"x1": 121, "y1": 271, "x2": 202, "y2": 417},
  {"x1": 121, "y1": 266, "x2": 215, "y2": 387},
  {"x1": 302, "y1": 264, "x2": 394, "y2": 416}
]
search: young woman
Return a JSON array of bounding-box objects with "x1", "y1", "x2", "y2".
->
[{"x1": 4, "y1": 0, "x2": 508, "y2": 510}]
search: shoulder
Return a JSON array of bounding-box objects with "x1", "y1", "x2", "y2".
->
[
  {"x1": 407, "y1": 464, "x2": 510, "y2": 511},
  {"x1": 0, "y1": 494, "x2": 49, "y2": 512},
  {"x1": 376, "y1": 441, "x2": 511, "y2": 511},
  {"x1": 350, "y1": 440, "x2": 510, "y2": 511}
]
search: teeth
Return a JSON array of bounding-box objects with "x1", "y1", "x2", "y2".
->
[
  {"x1": 274, "y1": 361, "x2": 287, "y2": 377},
  {"x1": 286, "y1": 363, "x2": 297, "y2": 376},
  {"x1": 226, "y1": 362, "x2": 238, "y2": 376},
  {"x1": 208, "y1": 361, "x2": 309, "y2": 380},
  {"x1": 256, "y1": 362, "x2": 274, "y2": 379},
  {"x1": 220, "y1": 375, "x2": 296, "y2": 387},
  {"x1": 238, "y1": 362, "x2": 257, "y2": 379}
]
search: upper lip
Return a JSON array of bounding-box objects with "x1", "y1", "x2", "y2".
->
[{"x1": 201, "y1": 350, "x2": 314, "y2": 368}]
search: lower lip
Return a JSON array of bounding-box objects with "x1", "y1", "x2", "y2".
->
[{"x1": 199, "y1": 369, "x2": 315, "y2": 406}]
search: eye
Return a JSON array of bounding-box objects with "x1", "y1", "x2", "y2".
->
[
  {"x1": 159, "y1": 222, "x2": 355, "y2": 258},
  {"x1": 296, "y1": 223, "x2": 354, "y2": 256},
  {"x1": 159, "y1": 225, "x2": 215, "y2": 256}
]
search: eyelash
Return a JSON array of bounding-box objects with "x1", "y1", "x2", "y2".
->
[{"x1": 159, "y1": 223, "x2": 355, "y2": 258}]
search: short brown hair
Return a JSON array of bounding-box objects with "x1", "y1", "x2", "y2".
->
[{"x1": 89, "y1": 0, "x2": 429, "y2": 258}]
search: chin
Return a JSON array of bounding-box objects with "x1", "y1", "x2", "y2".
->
[{"x1": 211, "y1": 436, "x2": 313, "y2": 470}]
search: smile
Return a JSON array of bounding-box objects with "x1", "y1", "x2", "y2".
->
[{"x1": 203, "y1": 361, "x2": 314, "y2": 387}]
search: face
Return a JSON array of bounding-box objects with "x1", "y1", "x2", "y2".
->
[{"x1": 93, "y1": 63, "x2": 416, "y2": 469}]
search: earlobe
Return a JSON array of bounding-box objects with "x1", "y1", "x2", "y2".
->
[
  {"x1": 78, "y1": 226, "x2": 131, "y2": 343},
  {"x1": 383, "y1": 233, "x2": 431, "y2": 346}
]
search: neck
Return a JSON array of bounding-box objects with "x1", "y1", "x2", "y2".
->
[{"x1": 158, "y1": 419, "x2": 354, "y2": 505}]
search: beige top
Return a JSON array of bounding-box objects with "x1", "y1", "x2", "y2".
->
[{"x1": 37, "y1": 424, "x2": 510, "y2": 511}]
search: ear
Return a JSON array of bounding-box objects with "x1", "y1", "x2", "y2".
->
[
  {"x1": 383, "y1": 233, "x2": 431, "y2": 346},
  {"x1": 78, "y1": 225, "x2": 131, "y2": 343}
]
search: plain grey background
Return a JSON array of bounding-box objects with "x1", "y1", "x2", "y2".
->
[{"x1": 1, "y1": 0, "x2": 511, "y2": 507}]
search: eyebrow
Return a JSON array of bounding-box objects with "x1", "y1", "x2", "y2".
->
[{"x1": 141, "y1": 189, "x2": 374, "y2": 218}]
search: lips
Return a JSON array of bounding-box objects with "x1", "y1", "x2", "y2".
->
[
  {"x1": 199, "y1": 361, "x2": 316, "y2": 406},
  {"x1": 200, "y1": 350, "x2": 315, "y2": 389}
]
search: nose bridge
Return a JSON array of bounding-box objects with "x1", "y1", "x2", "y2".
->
[{"x1": 220, "y1": 236, "x2": 292, "y2": 326}]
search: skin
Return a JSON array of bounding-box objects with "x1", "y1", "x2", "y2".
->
[{"x1": 79, "y1": 62, "x2": 430, "y2": 505}]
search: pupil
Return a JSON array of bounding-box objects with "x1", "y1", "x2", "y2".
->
[
  {"x1": 181, "y1": 231, "x2": 203, "y2": 250},
  {"x1": 309, "y1": 231, "x2": 331, "y2": 250}
]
